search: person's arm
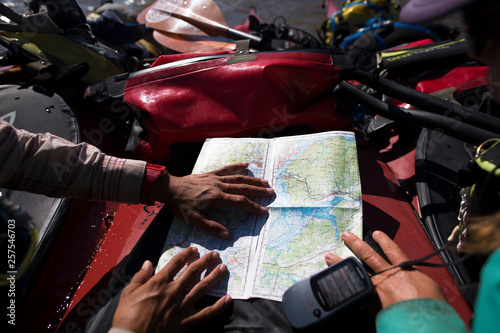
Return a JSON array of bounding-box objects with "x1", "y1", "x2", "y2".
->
[
  {"x1": 0, "y1": 120, "x2": 274, "y2": 238},
  {"x1": 324, "y1": 231, "x2": 469, "y2": 332},
  {"x1": 0, "y1": 119, "x2": 145, "y2": 203},
  {"x1": 111, "y1": 247, "x2": 231, "y2": 333},
  {"x1": 376, "y1": 298, "x2": 468, "y2": 332},
  {"x1": 472, "y1": 248, "x2": 500, "y2": 332},
  {"x1": 151, "y1": 162, "x2": 274, "y2": 239}
]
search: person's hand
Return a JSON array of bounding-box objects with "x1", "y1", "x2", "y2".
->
[
  {"x1": 112, "y1": 247, "x2": 231, "y2": 333},
  {"x1": 154, "y1": 162, "x2": 274, "y2": 239},
  {"x1": 324, "y1": 231, "x2": 446, "y2": 309}
]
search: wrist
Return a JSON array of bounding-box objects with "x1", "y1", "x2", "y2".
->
[{"x1": 140, "y1": 163, "x2": 168, "y2": 205}]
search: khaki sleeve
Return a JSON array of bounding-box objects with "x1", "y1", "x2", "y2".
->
[{"x1": 0, "y1": 119, "x2": 146, "y2": 203}]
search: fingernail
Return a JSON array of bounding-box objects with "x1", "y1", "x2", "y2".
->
[
  {"x1": 262, "y1": 179, "x2": 269, "y2": 185},
  {"x1": 219, "y1": 230, "x2": 230, "y2": 239},
  {"x1": 373, "y1": 230, "x2": 381, "y2": 237},
  {"x1": 142, "y1": 260, "x2": 150, "y2": 269},
  {"x1": 212, "y1": 251, "x2": 220, "y2": 260},
  {"x1": 266, "y1": 188, "x2": 274, "y2": 194},
  {"x1": 224, "y1": 295, "x2": 232, "y2": 303},
  {"x1": 190, "y1": 247, "x2": 199, "y2": 254},
  {"x1": 219, "y1": 263, "x2": 227, "y2": 273},
  {"x1": 342, "y1": 231, "x2": 352, "y2": 239},
  {"x1": 325, "y1": 253, "x2": 334, "y2": 261}
]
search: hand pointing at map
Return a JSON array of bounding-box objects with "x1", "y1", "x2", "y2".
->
[
  {"x1": 152, "y1": 162, "x2": 275, "y2": 239},
  {"x1": 112, "y1": 248, "x2": 232, "y2": 333}
]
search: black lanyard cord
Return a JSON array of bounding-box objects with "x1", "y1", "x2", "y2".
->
[{"x1": 372, "y1": 246, "x2": 472, "y2": 276}]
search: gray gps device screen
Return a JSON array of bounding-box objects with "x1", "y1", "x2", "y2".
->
[
  {"x1": 311, "y1": 257, "x2": 370, "y2": 310},
  {"x1": 282, "y1": 257, "x2": 373, "y2": 329}
]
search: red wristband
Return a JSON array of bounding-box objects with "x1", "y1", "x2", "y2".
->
[{"x1": 140, "y1": 163, "x2": 168, "y2": 205}]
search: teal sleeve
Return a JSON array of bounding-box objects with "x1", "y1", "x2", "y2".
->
[
  {"x1": 376, "y1": 299, "x2": 469, "y2": 333},
  {"x1": 472, "y1": 248, "x2": 500, "y2": 332}
]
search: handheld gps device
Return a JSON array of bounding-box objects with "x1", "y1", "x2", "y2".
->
[{"x1": 282, "y1": 257, "x2": 373, "y2": 330}]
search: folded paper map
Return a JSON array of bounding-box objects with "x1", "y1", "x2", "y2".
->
[{"x1": 156, "y1": 131, "x2": 362, "y2": 301}]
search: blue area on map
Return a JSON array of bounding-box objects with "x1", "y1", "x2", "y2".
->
[{"x1": 265, "y1": 206, "x2": 341, "y2": 252}]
